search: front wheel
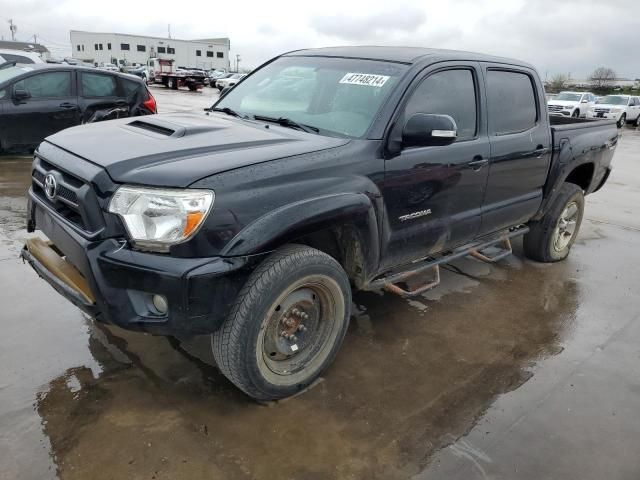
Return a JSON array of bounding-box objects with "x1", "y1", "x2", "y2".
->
[
  {"x1": 572, "y1": 109, "x2": 580, "y2": 118},
  {"x1": 212, "y1": 245, "x2": 351, "y2": 401},
  {"x1": 523, "y1": 183, "x2": 585, "y2": 262},
  {"x1": 617, "y1": 114, "x2": 626, "y2": 128}
]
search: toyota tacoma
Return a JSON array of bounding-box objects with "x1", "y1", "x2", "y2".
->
[{"x1": 22, "y1": 47, "x2": 618, "y2": 400}]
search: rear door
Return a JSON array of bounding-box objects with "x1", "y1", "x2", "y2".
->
[
  {"x1": 479, "y1": 65, "x2": 552, "y2": 235},
  {"x1": 77, "y1": 71, "x2": 124, "y2": 122},
  {"x1": 630, "y1": 97, "x2": 640, "y2": 121},
  {"x1": 380, "y1": 62, "x2": 490, "y2": 269},
  {"x1": 1, "y1": 69, "x2": 78, "y2": 148}
]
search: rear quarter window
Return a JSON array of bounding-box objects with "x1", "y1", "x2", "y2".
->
[
  {"x1": 121, "y1": 78, "x2": 142, "y2": 97},
  {"x1": 82, "y1": 72, "x2": 118, "y2": 97},
  {"x1": 486, "y1": 70, "x2": 538, "y2": 135}
]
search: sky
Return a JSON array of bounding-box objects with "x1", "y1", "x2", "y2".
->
[{"x1": 1, "y1": 0, "x2": 639, "y2": 79}]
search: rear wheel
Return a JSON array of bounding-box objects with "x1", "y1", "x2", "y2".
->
[
  {"x1": 167, "y1": 78, "x2": 177, "y2": 90},
  {"x1": 523, "y1": 183, "x2": 584, "y2": 262},
  {"x1": 635, "y1": 114, "x2": 640, "y2": 127},
  {"x1": 212, "y1": 244, "x2": 351, "y2": 401}
]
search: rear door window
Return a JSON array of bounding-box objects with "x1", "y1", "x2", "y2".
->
[
  {"x1": 404, "y1": 68, "x2": 478, "y2": 140},
  {"x1": 486, "y1": 70, "x2": 537, "y2": 135},
  {"x1": 81, "y1": 72, "x2": 118, "y2": 97},
  {"x1": 14, "y1": 72, "x2": 71, "y2": 98}
]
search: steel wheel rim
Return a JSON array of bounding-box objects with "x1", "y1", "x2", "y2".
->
[
  {"x1": 258, "y1": 276, "x2": 343, "y2": 383},
  {"x1": 553, "y1": 201, "x2": 579, "y2": 252}
]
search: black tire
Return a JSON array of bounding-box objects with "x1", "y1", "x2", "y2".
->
[
  {"x1": 572, "y1": 109, "x2": 580, "y2": 118},
  {"x1": 617, "y1": 114, "x2": 626, "y2": 128},
  {"x1": 167, "y1": 78, "x2": 177, "y2": 90},
  {"x1": 523, "y1": 183, "x2": 585, "y2": 263},
  {"x1": 636, "y1": 115, "x2": 640, "y2": 127},
  {"x1": 212, "y1": 244, "x2": 351, "y2": 400}
]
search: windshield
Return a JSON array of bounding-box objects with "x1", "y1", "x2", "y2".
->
[
  {"x1": 215, "y1": 56, "x2": 408, "y2": 138},
  {"x1": 554, "y1": 93, "x2": 582, "y2": 101},
  {"x1": 597, "y1": 95, "x2": 629, "y2": 105},
  {"x1": 0, "y1": 65, "x2": 30, "y2": 85}
]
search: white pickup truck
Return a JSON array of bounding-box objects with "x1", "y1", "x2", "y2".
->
[
  {"x1": 586, "y1": 95, "x2": 640, "y2": 128},
  {"x1": 547, "y1": 91, "x2": 596, "y2": 118}
]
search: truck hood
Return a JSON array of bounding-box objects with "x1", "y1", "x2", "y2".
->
[{"x1": 44, "y1": 112, "x2": 350, "y2": 187}]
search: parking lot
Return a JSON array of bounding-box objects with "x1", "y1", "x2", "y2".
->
[{"x1": 1, "y1": 88, "x2": 639, "y2": 480}]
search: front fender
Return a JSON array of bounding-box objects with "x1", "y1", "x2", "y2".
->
[{"x1": 220, "y1": 193, "x2": 380, "y2": 279}]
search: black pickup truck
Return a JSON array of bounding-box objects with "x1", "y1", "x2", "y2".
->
[{"x1": 22, "y1": 47, "x2": 618, "y2": 400}]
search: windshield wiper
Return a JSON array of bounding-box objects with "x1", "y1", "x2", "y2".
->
[
  {"x1": 253, "y1": 115, "x2": 320, "y2": 134},
  {"x1": 207, "y1": 107, "x2": 245, "y2": 118}
]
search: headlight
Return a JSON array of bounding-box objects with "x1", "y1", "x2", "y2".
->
[{"x1": 108, "y1": 186, "x2": 214, "y2": 252}]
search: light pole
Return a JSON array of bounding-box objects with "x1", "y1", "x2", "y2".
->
[{"x1": 236, "y1": 54, "x2": 241, "y2": 72}]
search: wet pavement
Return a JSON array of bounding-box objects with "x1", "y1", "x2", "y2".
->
[{"x1": 1, "y1": 98, "x2": 639, "y2": 479}]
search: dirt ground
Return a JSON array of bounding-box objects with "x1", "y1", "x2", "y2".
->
[{"x1": 1, "y1": 88, "x2": 639, "y2": 480}]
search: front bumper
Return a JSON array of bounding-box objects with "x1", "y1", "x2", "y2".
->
[
  {"x1": 23, "y1": 189, "x2": 258, "y2": 336},
  {"x1": 586, "y1": 111, "x2": 622, "y2": 121}
]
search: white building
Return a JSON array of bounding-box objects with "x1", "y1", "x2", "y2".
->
[{"x1": 70, "y1": 30, "x2": 230, "y2": 70}]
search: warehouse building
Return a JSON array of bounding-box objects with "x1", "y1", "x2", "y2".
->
[{"x1": 70, "y1": 30, "x2": 230, "y2": 70}]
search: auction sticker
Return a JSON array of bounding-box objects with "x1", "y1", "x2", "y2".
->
[{"x1": 339, "y1": 72, "x2": 390, "y2": 87}]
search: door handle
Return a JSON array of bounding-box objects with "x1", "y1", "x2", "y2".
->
[
  {"x1": 534, "y1": 145, "x2": 549, "y2": 158},
  {"x1": 467, "y1": 157, "x2": 489, "y2": 170},
  {"x1": 59, "y1": 102, "x2": 77, "y2": 109}
]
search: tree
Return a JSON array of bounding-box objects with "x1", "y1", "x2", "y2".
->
[
  {"x1": 548, "y1": 73, "x2": 570, "y2": 92},
  {"x1": 590, "y1": 67, "x2": 616, "y2": 89}
]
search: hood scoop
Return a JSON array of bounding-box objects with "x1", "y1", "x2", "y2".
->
[{"x1": 123, "y1": 118, "x2": 186, "y2": 138}]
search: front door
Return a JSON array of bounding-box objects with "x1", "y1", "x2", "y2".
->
[
  {"x1": 379, "y1": 64, "x2": 490, "y2": 270},
  {"x1": 2, "y1": 70, "x2": 78, "y2": 148}
]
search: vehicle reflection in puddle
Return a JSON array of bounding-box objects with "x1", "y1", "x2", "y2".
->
[{"x1": 32, "y1": 254, "x2": 578, "y2": 479}]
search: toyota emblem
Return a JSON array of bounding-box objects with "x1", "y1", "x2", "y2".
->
[{"x1": 44, "y1": 173, "x2": 58, "y2": 201}]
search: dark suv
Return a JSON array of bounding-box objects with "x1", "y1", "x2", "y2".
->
[{"x1": 0, "y1": 63, "x2": 156, "y2": 153}]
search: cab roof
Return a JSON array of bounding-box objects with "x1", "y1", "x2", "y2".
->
[{"x1": 285, "y1": 46, "x2": 532, "y2": 68}]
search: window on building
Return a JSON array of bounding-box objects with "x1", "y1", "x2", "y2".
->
[
  {"x1": 14, "y1": 72, "x2": 71, "y2": 98},
  {"x1": 121, "y1": 43, "x2": 130, "y2": 51},
  {"x1": 486, "y1": 70, "x2": 538, "y2": 135},
  {"x1": 94, "y1": 43, "x2": 98, "y2": 50},
  {"x1": 206, "y1": 51, "x2": 213, "y2": 58},
  {"x1": 217, "y1": 52, "x2": 224, "y2": 58},
  {"x1": 167, "y1": 47, "x2": 175, "y2": 54},
  {"x1": 81, "y1": 73, "x2": 118, "y2": 97},
  {"x1": 137, "y1": 45, "x2": 146, "y2": 52},
  {"x1": 196, "y1": 50, "x2": 202, "y2": 57},
  {"x1": 99, "y1": 44, "x2": 103, "y2": 50},
  {"x1": 107, "y1": 43, "x2": 111, "y2": 50},
  {"x1": 77, "y1": 45, "x2": 81, "y2": 52},
  {"x1": 404, "y1": 69, "x2": 478, "y2": 140},
  {"x1": 157, "y1": 46, "x2": 166, "y2": 54},
  {"x1": 82, "y1": 45, "x2": 85, "y2": 51}
]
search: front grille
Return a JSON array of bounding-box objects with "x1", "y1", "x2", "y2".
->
[
  {"x1": 548, "y1": 105, "x2": 564, "y2": 113},
  {"x1": 594, "y1": 108, "x2": 611, "y2": 113},
  {"x1": 31, "y1": 155, "x2": 99, "y2": 232}
]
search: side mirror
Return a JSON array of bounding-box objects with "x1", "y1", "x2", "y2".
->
[
  {"x1": 581, "y1": 99, "x2": 588, "y2": 103},
  {"x1": 13, "y1": 88, "x2": 30, "y2": 101},
  {"x1": 403, "y1": 113, "x2": 457, "y2": 148}
]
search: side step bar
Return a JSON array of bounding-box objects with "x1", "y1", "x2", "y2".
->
[{"x1": 366, "y1": 225, "x2": 529, "y2": 298}]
